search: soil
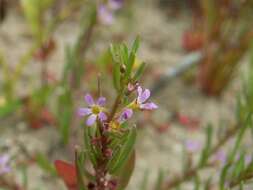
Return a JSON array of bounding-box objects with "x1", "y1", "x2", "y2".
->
[{"x1": 0, "y1": 1, "x2": 251, "y2": 190}]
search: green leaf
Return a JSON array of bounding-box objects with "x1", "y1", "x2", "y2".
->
[
  {"x1": 110, "y1": 44, "x2": 120, "y2": 63},
  {"x1": 228, "y1": 114, "x2": 251, "y2": 163},
  {"x1": 120, "y1": 43, "x2": 129, "y2": 66},
  {"x1": 57, "y1": 89, "x2": 72, "y2": 144},
  {"x1": 239, "y1": 182, "x2": 244, "y2": 190},
  {"x1": 31, "y1": 85, "x2": 53, "y2": 106},
  {"x1": 0, "y1": 99, "x2": 22, "y2": 118},
  {"x1": 36, "y1": 153, "x2": 56, "y2": 176},
  {"x1": 125, "y1": 52, "x2": 135, "y2": 80},
  {"x1": 133, "y1": 62, "x2": 146, "y2": 81},
  {"x1": 113, "y1": 62, "x2": 121, "y2": 91},
  {"x1": 116, "y1": 151, "x2": 135, "y2": 190},
  {"x1": 84, "y1": 125, "x2": 97, "y2": 167},
  {"x1": 75, "y1": 149, "x2": 88, "y2": 190},
  {"x1": 96, "y1": 49, "x2": 112, "y2": 69},
  {"x1": 203, "y1": 177, "x2": 212, "y2": 190},
  {"x1": 131, "y1": 36, "x2": 140, "y2": 54},
  {"x1": 21, "y1": 0, "x2": 54, "y2": 41},
  {"x1": 139, "y1": 169, "x2": 149, "y2": 190},
  {"x1": 77, "y1": 151, "x2": 96, "y2": 182},
  {"x1": 199, "y1": 124, "x2": 213, "y2": 166},
  {"x1": 154, "y1": 169, "x2": 164, "y2": 190},
  {"x1": 250, "y1": 40, "x2": 253, "y2": 68},
  {"x1": 107, "y1": 127, "x2": 137, "y2": 174},
  {"x1": 194, "y1": 175, "x2": 200, "y2": 190},
  {"x1": 232, "y1": 154, "x2": 245, "y2": 178},
  {"x1": 219, "y1": 164, "x2": 231, "y2": 190},
  {"x1": 20, "y1": 165, "x2": 28, "y2": 189}
]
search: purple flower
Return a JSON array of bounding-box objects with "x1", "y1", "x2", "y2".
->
[
  {"x1": 245, "y1": 155, "x2": 252, "y2": 165},
  {"x1": 98, "y1": 5, "x2": 114, "y2": 25},
  {"x1": 119, "y1": 108, "x2": 133, "y2": 123},
  {"x1": 130, "y1": 86, "x2": 157, "y2": 110},
  {"x1": 185, "y1": 140, "x2": 201, "y2": 153},
  {"x1": 109, "y1": 108, "x2": 133, "y2": 131},
  {"x1": 78, "y1": 94, "x2": 107, "y2": 126},
  {"x1": 0, "y1": 155, "x2": 11, "y2": 175},
  {"x1": 213, "y1": 150, "x2": 227, "y2": 164},
  {"x1": 108, "y1": 0, "x2": 123, "y2": 10}
]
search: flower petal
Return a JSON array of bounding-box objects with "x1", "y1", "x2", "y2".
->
[
  {"x1": 140, "y1": 102, "x2": 158, "y2": 110},
  {"x1": 214, "y1": 150, "x2": 226, "y2": 164},
  {"x1": 0, "y1": 155, "x2": 9, "y2": 165},
  {"x1": 77, "y1": 108, "x2": 92, "y2": 117},
  {"x1": 0, "y1": 155, "x2": 10, "y2": 175},
  {"x1": 97, "y1": 97, "x2": 106, "y2": 106},
  {"x1": 140, "y1": 89, "x2": 150, "y2": 103},
  {"x1": 86, "y1": 114, "x2": 97, "y2": 126},
  {"x1": 138, "y1": 88, "x2": 150, "y2": 103},
  {"x1": 98, "y1": 112, "x2": 107, "y2": 121},
  {"x1": 185, "y1": 140, "x2": 201, "y2": 153},
  {"x1": 98, "y1": 5, "x2": 114, "y2": 25},
  {"x1": 119, "y1": 108, "x2": 133, "y2": 123},
  {"x1": 85, "y1": 94, "x2": 94, "y2": 106},
  {"x1": 108, "y1": 0, "x2": 123, "y2": 10},
  {"x1": 137, "y1": 86, "x2": 142, "y2": 98},
  {"x1": 0, "y1": 166, "x2": 11, "y2": 175}
]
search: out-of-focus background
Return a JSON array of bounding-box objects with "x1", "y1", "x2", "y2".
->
[{"x1": 0, "y1": 0, "x2": 253, "y2": 189}]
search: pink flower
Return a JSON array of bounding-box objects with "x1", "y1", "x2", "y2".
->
[
  {"x1": 108, "y1": 0, "x2": 123, "y2": 10},
  {"x1": 118, "y1": 108, "x2": 133, "y2": 123},
  {"x1": 136, "y1": 86, "x2": 158, "y2": 110},
  {"x1": 98, "y1": 5, "x2": 114, "y2": 25},
  {"x1": 78, "y1": 94, "x2": 107, "y2": 126},
  {"x1": 0, "y1": 155, "x2": 11, "y2": 175},
  {"x1": 245, "y1": 155, "x2": 252, "y2": 165},
  {"x1": 109, "y1": 108, "x2": 133, "y2": 131},
  {"x1": 213, "y1": 150, "x2": 227, "y2": 164},
  {"x1": 185, "y1": 140, "x2": 201, "y2": 153}
]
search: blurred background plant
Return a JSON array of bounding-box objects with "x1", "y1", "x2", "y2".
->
[
  {"x1": 196, "y1": 0, "x2": 253, "y2": 96},
  {"x1": 1, "y1": 0, "x2": 253, "y2": 189}
]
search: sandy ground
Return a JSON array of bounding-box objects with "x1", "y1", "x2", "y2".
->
[{"x1": 0, "y1": 1, "x2": 251, "y2": 189}]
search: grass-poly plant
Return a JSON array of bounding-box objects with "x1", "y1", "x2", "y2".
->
[
  {"x1": 54, "y1": 38, "x2": 157, "y2": 190},
  {"x1": 155, "y1": 0, "x2": 253, "y2": 96},
  {"x1": 197, "y1": 0, "x2": 253, "y2": 96}
]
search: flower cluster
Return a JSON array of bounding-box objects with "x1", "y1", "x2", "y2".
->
[
  {"x1": 128, "y1": 86, "x2": 158, "y2": 110},
  {"x1": 98, "y1": 0, "x2": 124, "y2": 25},
  {"x1": 78, "y1": 85, "x2": 157, "y2": 129},
  {"x1": 78, "y1": 94, "x2": 107, "y2": 126}
]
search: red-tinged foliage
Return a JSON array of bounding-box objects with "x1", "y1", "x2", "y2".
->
[
  {"x1": 46, "y1": 71, "x2": 58, "y2": 83},
  {"x1": 176, "y1": 113, "x2": 200, "y2": 130},
  {"x1": 40, "y1": 108, "x2": 56, "y2": 125},
  {"x1": 26, "y1": 108, "x2": 56, "y2": 129},
  {"x1": 156, "y1": 124, "x2": 171, "y2": 133},
  {"x1": 54, "y1": 160, "x2": 78, "y2": 190},
  {"x1": 33, "y1": 38, "x2": 56, "y2": 61},
  {"x1": 182, "y1": 30, "x2": 204, "y2": 52}
]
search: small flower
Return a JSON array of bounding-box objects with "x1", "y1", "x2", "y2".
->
[
  {"x1": 98, "y1": 5, "x2": 114, "y2": 25},
  {"x1": 245, "y1": 155, "x2": 252, "y2": 165},
  {"x1": 108, "y1": 0, "x2": 123, "y2": 10},
  {"x1": 185, "y1": 140, "x2": 201, "y2": 153},
  {"x1": 78, "y1": 94, "x2": 107, "y2": 126},
  {"x1": 0, "y1": 155, "x2": 11, "y2": 175},
  {"x1": 109, "y1": 108, "x2": 133, "y2": 131},
  {"x1": 129, "y1": 86, "x2": 158, "y2": 110},
  {"x1": 127, "y1": 83, "x2": 135, "y2": 92},
  {"x1": 213, "y1": 150, "x2": 226, "y2": 164},
  {"x1": 127, "y1": 82, "x2": 139, "y2": 92},
  {"x1": 119, "y1": 108, "x2": 133, "y2": 123}
]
